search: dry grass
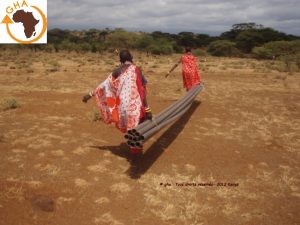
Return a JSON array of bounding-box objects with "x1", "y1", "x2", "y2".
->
[
  {"x1": 0, "y1": 183, "x2": 25, "y2": 201},
  {"x1": 1, "y1": 98, "x2": 20, "y2": 111},
  {"x1": 110, "y1": 183, "x2": 131, "y2": 195},
  {"x1": 87, "y1": 163, "x2": 108, "y2": 173},
  {"x1": 94, "y1": 213, "x2": 124, "y2": 225},
  {"x1": 74, "y1": 178, "x2": 90, "y2": 188}
]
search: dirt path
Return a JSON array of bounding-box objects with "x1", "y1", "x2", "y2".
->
[{"x1": 0, "y1": 51, "x2": 299, "y2": 225}]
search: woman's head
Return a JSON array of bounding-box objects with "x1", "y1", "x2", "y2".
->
[
  {"x1": 185, "y1": 47, "x2": 192, "y2": 53},
  {"x1": 119, "y1": 50, "x2": 133, "y2": 63}
]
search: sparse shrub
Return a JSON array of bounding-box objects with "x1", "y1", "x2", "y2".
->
[
  {"x1": 26, "y1": 69, "x2": 34, "y2": 73},
  {"x1": 44, "y1": 44, "x2": 55, "y2": 53},
  {"x1": 265, "y1": 61, "x2": 277, "y2": 71},
  {"x1": 91, "y1": 43, "x2": 105, "y2": 53},
  {"x1": 296, "y1": 53, "x2": 300, "y2": 70},
  {"x1": 58, "y1": 40, "x2": 77, "y2": 53},
  {"x1": 1, "y1": 98, "x2": 20, "y2": 111},
  {"x1": 46, "y1": 59, "x2": 61, "y2": 72},
  {"x1": 78, "y1": 43, "x2": 92, "y2": 52},
  {"x1": 87, "y1": 108, "x2": 101, "y2": 122},
  {"x1": 47, "y1": 59, "x2": 60, "y2": 67},
  {"x1": 280, "y1": 55, "x2": 296, "y2": 74},
  {"x1": 0, "y1": 63, "x2": 8, "y2": 67},
  {"x1": 16, "y1": 60, "x2": 32, "y2": 69},
  {"x1": 250, "y1": 62, "x2": 257, "y2": 69},
  {"x1": 274, "y1": 74, "x2": 287, "y2": 80},
  {"x1": 272, "y1": 61, "x2": 287, "y2": 72}
]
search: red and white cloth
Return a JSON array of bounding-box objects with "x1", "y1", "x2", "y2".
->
[
  {"x1": 181, "y1": 53, "x2": 201, "y2": 90},
  {"x1": 94, "y1": 64, "x2": 144, "y2": 133}
]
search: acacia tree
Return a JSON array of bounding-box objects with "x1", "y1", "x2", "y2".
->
[
  {"x1": 221, "y1": 23, "x2": 296, "y2": 53},
  {"x1": 232, "y1": 23, "x2": 264, "y2": 30},
  {"x1": 221, "y1": 23, "x2": 264, "y2": 40},
  {"x1": 100, "y1": 30, "x2": 109, "y2": 41},
  {"x1": 177, "y1": 32, "x2": 196, "y2": 47}
]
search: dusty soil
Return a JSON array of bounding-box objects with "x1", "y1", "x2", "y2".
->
[{"x1": 0, "y1": 50, "x2": 299, "y2": 225}]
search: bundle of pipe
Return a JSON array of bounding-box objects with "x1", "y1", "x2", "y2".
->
[{"x1": 124, "y1": 83, "x2": 204, "y2": 147}]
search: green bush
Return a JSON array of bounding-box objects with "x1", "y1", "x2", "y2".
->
[
  {"x1": 135, "y1": 35, "x2": 154, "y2": 50},
  {"x1": 90, "y1": 42, "x2": 104, "y2": 53},
  {"x1": 252, "y1": 40, "x2": 300, "y2": 72},
  {"x1": 193, "y1": 49, "x2": 208, "y2": 57},
  {"x1": 148, "y1": 38, "x2": 174, "y2": 55},
  {"x1": 58, "y1": 40, "x2": 78, "y2": 52},
  {"x1": 173, "y1": 45, "x2": 184, "y2": 53},
  {"x1": 252, "y1": 46, "x2": 273, "y2": 59},
  {"x1": 79, "y1": 43, "x2": 92, "y2": 52},
  {"x1": 208, "y1": 40, "x2": 238, "y2": 56},
  {"x1": 149, "y1": 44, "x2": 173, "y2": 55},
  {"x1": 106, "y1": 30, "x2": 140, "y2": 49},
  {"x1": 262, "y1": 40, "x2": 300, "y2": 57}
]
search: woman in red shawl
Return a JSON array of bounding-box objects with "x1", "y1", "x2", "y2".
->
[
  {"x1": 82, "y1": 50, "x2": 152, "y2": 154},
  {"x1": 166, "y1": 47, "x2": 201, "y2": 91}
]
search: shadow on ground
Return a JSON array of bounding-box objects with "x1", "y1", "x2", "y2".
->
[{"x1": 91, "y1": 101, "x2": 201, "y2": 179}]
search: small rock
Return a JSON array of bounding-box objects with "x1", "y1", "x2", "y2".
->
[{"x1": 31, "y1": 195, "x2": 55, "y2": 212}]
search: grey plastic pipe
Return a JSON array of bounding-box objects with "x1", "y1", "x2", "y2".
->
[
  {"x1": 139, "y1": 84, "x2": 203, "y2": 141},
  {"x1": 142, "y1": 102, "x2": 193, "y2": 141},
  {"x1": 136, "y1": 84, "x2": 203, "y2": 136},
  {"x1": 132, "y1": 85, "x2": 200, "y2": 133},
  {"x1": 134, "y1": 85, "x2": 202, "y2": 135}
]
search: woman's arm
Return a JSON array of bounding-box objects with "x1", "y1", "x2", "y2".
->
[
  {"x1": 82, "y1": 90, "x2": 93, "y2": 103},
  {"x1": 83, "y1": 66, "x2": 121, "y2": 103},
  {"x1": 165, "y1": 59, "x2": 181, "y2": 78},
  {"x1": 136, "y1": 67, "x2": 152, "y2": 120}
]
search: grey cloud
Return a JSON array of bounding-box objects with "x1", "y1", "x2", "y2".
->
[{"x1": 48, "y1": 0, "x2": 300, "y2": 35}]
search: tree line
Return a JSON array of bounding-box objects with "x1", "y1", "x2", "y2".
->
[{"x1": 1, "y1": 22, "x2": 299, "y2": 60}]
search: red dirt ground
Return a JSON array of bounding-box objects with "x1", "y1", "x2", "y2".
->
[{"x1": 0, "y1": 51, "x2": 299, "y2": 225}]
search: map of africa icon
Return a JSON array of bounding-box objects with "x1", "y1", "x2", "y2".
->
[{"x1": 12, "y1": 9, "x2": 39, "y2": 38}]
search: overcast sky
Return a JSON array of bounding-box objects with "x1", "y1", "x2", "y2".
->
[{"x1": 48, "y1": 0, "x2": 300, "y2": 35}]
